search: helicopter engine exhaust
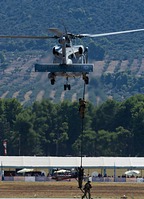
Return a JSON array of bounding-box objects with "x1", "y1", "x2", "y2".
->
[
  {"x1": 79, "y1": 46, "x2": 84, "y2": 54},
  {"x1": 53, "y1": 47, "x2": 60, "y2": 55}
]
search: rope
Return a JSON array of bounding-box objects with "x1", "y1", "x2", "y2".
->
[
  {"x1": 78, "y1": 82, "x2": 90, "y2": 199},
  {"x1": 77, "y1": 81, "x2": 86, "y2": 191},
  {"x1": 83, "y1": 81, "x2": 86, "y2": 100},
  {"x1": 80, "y1": 82, "x2": 86, "y2": 166},
  {"x1": 80, "y1": 118, "x2": 83, "y2": 167}
]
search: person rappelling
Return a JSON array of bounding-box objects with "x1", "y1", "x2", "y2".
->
[
  {"x1": 77, "y1": 166, "x2": 84, "y2": 189},
  {"x1": 79, "y1": 98, "x2": 86, "y2": 119}
]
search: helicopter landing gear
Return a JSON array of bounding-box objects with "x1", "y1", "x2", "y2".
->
[
  {"x1": 48, "y1": 73, "x2": 56, "y2": 85},
  {"x1": 83, "y1": 74, "x2": 89, "y2": 84},
  {"x1": 64, "y1": 84, "x2": 71, "y2": 90},
  {"x1": 51, "y1": 78, "x2": 55, "y2": 85},
  {"x1": 64, "y1": 77, "x2": 71, "y2": 90}
]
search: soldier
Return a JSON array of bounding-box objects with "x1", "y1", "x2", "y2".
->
[
  {"x1": 82, "y1": 180, "x2": 92, "y2": 199},
  {"x1": 77, "y1": 166, "x2": 84, "y2": 189},
  {"x1": 79, "y1": 98, "x2": 86, "y2": 119}
]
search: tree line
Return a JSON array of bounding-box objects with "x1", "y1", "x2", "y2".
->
[{"x1": 0, "y1": 94, "x2": 144, "y2": 157}]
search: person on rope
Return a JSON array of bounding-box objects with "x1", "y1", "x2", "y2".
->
[
  {"x1": 77, "y1": 166, "x2": 84, "y2": 189},
  {"x1": 79, "y1": 98, "x2": 86, "y2": 119},
  {"x1": 82, "y1": 180, "x2": 92, "y2": 199}
]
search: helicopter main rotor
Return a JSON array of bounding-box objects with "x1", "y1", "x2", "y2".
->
[{"x1": 0, "y1": 27, "x2": 144, "y2": 40}]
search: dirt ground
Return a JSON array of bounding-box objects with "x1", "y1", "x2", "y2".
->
[{"x1": 0, "y1": 180, "x2": 144, "y2": 198}]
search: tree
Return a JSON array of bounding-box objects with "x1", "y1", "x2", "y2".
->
[
  {"x1": 96, "y1": 129, "x2": 117, "y2": 156},
  {"x1": 32, "y1": 100, "x2": 58, "y2": 155},
  {"x1": 130, "y1": 96, "x2": 144, "y2": 156},
  {"x1": 15, "y1": 109, "x2": 39, "y2": 156},
  {"x1": 114, "y1": 126, "x2": 132, "y2": 156},
  {"x1": 57, "y1": 101, "x2": 80, "y2": 155},
  {"x1": 4, "y1": 98, "x2": 22, "y2": 129},
  {"x1": 88, "y1": 41, "x2": 105, "y2": 60},
  {"x1": 54, "y1": 122, "x2": 69, "y2": 156},
  {"x1": 92, "y1": 99, "x2": 119, "y2": 132}
]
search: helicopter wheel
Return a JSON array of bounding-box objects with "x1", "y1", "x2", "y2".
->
[
  {"x1": 64, "y1": 84, "x2": 71, "y2": 90},
  {"x1": 68, "y1": 84, "x2": 71, "y2": 90},
  {"x1": 51, "y1": 79, "x2": 55, "y2": 85},
  {"x1": 64, "y1": 84, "x2": 67, "y2": 90}
]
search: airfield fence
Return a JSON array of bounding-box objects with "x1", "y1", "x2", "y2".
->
[{"x1": 0, "y1": 176, "x2": 144, "y2": 182}]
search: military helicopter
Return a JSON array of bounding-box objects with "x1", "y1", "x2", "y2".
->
[
  {"x1": 0, "y1": 27, "x2": 144, "y2": 90},
  {"x1": 35, "y1": 28, "x2": 93, "y2": 90}
]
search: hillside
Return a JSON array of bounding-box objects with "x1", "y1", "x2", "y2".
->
[
  {"x1": 0, "y1": 0, "x2": 144, "y2": 59},
  {"x1": 0, "y1": 0, "x2": 144, "y2": 105},
  {"x1": 0, "y1": 51, "x2": 144, "y2": 106}
]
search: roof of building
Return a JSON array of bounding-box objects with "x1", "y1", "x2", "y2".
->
[{"x1": 1, "y1": 156, "x2": 144, "y2": 169}]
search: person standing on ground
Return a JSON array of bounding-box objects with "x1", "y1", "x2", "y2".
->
[{"x1": 82, "y1": 180, "x2": 92, "y2": 199}]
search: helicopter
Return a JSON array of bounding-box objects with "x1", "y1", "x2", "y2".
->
[
  {"x1": 0, "y1": 27, "x2": 144, "y2": 90},
  {"x1": 35, "y1": 28, "x2": 93, "y2": 90}
]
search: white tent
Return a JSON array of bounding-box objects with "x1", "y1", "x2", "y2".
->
[
  {"x1": 125, "y1": 170, "x2": 140, "y2": 176},
  {"x1": 1, "y1": 156, "x2": 144, "y2": 169},
  {"x1": 54, "y1": 169, "x2": 70, "y2": 173},
  {"x1": 17, "y1": 168, "x2": 34, "y2": 173}
]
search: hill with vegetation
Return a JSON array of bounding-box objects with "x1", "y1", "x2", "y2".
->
[{"x1": 0, "y1": 0, "x2": 144, "y2": 105}]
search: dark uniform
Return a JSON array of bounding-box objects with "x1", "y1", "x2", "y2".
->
[
  {"x1": 77, "y1": 166, "x2": 84, "y2": 189},
  {"x1": 79, "y1": 98, "x2": 86, "y2": 119},
  {"x1": 82, "y1": 181, "x2": 92, "y2": 199}
]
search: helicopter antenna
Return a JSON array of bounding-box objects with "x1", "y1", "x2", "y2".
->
[{"x1": 62, "y1": 20, "x2": 67, "y2": 35}]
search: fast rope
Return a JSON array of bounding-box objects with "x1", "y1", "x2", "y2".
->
[
  {"x1": 81, "y1": 82, "x2": 86, "y2": 166},
  {"x1": 77, "y1": 82, "x2": 86, "y2": 190},
  {"x1": 78, "y1": 81, "x2": 92, "y2": 199}
]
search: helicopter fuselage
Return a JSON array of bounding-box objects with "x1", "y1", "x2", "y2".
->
[
  {"x1": 53, "y1": 44, "x2": 88, "y2": 64},
  {"x1": 51, "y1": 43, "x2": 88, "y2": 77}
]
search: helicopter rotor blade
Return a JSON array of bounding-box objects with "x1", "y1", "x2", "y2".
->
[
  {"x1": 0, "y1": 35, "x2": 58, "y2": 39},
  {"x1": 48, "y1": 28, "x2": 63, "y2": 37},
  {"x1": 1, "y1": 28, "x2": 143, "y2": 40},
  {"x1": 77, "y1": 28, "x2": 144, "y2": 38}
]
